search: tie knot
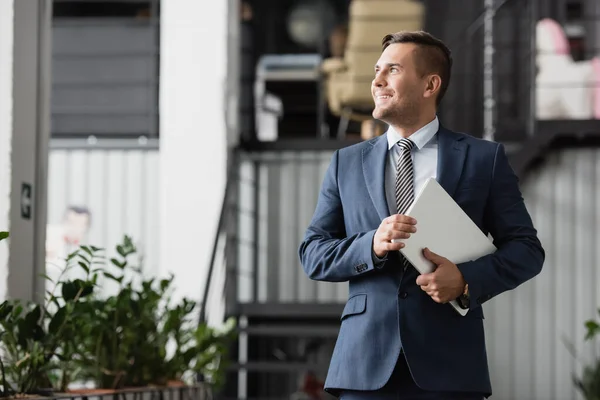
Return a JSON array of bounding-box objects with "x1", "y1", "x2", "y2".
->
[{"x1": 397, "y1": 138, "x2": 415, "y2": 151}]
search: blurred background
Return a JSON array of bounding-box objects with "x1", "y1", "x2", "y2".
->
[{"x1": 1, "y1": 0, "x2": 600, "y2": 399}]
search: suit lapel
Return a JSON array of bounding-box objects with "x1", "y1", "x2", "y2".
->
[
  {"x1": 436, "y1": 127, "x2": 468, "y2": 198},
  {"x1": 362, "y1": 136, "x2": 390, "y2": 221}
]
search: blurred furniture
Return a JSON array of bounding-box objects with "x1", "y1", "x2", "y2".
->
[
  {"x1": 536, "y1": 18, "x2": 600, "y2": 120},
  {"x1": 254, "y1": 54, "x2": 323, "y2": 140},
  {"x1": 322, "y1": 0, "x2": 424, "y2": 138}
]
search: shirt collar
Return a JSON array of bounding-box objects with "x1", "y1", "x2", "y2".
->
[{"x1": 386, "y1": 116, "x2": 439, "y2": 150}]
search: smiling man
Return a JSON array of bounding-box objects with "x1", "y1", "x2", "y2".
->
[{"x1": 298, "y1": 31, "x2": 545, "y2": 399}]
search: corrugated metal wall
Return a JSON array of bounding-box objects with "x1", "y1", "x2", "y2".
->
[
  {"x1": 236, "y1": 150, "x2": 348, "y2": 304},
  {"x1": 46, "y1": 141, "x2": 160, "y2": 293},
  {"x1": 485, "y1": 147, "x2": 600, "y2": 400},
  {"x1": 237, "y1": 146, "x2": 600, "y2": 400}
]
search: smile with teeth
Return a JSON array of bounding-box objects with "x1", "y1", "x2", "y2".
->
[{"x1": 377, "y1": 95, "x2": 392, "y2": 100}]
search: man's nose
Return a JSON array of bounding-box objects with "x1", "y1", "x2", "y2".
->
[{"x1": 372, "y1": 75, "x2": 386, "y2": 88}]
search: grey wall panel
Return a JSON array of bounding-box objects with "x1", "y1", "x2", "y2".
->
[
  {"x1": 237, "y1": 150, "x2": 348, "y2": 304},
  {"x1": 237, "y1": 160, "x2": 255, "y2": 303},
  {"x1": 484, "y1": 147, "x2": 600, "y2": 400},
  {"x1": 46, "y1": 145, "x2": 160, "y2": 292}
]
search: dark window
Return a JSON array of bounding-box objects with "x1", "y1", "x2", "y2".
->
[{"x1": 51, "y1": 0, "x2": 160, "y2": 138}]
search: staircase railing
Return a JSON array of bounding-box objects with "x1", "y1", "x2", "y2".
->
[{"x1": 199, "y1": 149, "x2": 239, "y2": 327}]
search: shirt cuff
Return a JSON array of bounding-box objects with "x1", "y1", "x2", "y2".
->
[{"x1": 372, "y1": 249, "x2": 388, "y2": 269}]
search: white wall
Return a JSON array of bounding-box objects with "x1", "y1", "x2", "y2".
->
[
  {"x1": 159, "y1": 1, "x2": 229, "y2": 305},
  {"x1": 0, "y1": 0, "x2": 14, "y2": 301},
  {"x1": 46, "y1": 143, "x2": 160, "y2": 296}
]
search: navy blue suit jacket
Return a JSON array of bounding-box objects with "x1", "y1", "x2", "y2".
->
[{"x1": 298, "y1": 127, "x2": 544, "y2": 397}]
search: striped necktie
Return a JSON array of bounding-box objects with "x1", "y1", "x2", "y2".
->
[
  {"x1": 395, "y1": 138, "x2": 415, "y2": 269},
  {"x1": 395, "y1": 138, "x2": 415, "y2": 214}
]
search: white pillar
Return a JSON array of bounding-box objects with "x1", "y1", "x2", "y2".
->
[
  {"x1": 0, "y1": 0, "x2": 52, "y2": 302},
  {"x1": 0, "y1": 0, "x2": 14, "y2": 302},
  {"x1": 159, "y1": 1, "x2": 230, "y2": 304}
]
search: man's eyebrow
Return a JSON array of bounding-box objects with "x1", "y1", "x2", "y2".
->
[{"x1": 374, "y1": 63, "x2": 402, "y2": 70}]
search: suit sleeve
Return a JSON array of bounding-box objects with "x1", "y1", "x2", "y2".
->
[
  {"x1": 457, "y1": 143, "x2": 545, "y2": 309},
  {"x1": 298, "y1": 150, "x2": 382, "y2": 282}
]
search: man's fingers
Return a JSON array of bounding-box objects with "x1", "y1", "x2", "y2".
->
[
  {"x1": 383, "y1": 241, "x2": 404, "y2": 251},
  {"x1": 423, "y1": 247, "x2": 446, "y2": 264},
  {"x1": 416, "y1": 273, "x2": 433, "y2": 286},
  {"x1": 389, "y1": 222, "x2": 417, "y2": 233},
  {"x1": 421, "y1": 287, "x2": 450, "y2": 304},
  {"x1": 385, "y1": 214, "x2": 417, "y2": 225},
  {"x1": 385, "y1": 230, "x2": 411, "y2": 240}
]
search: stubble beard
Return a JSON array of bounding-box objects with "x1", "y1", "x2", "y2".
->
[{"x1": 373, "y1": 100, "x2": 420, "y2": 128}]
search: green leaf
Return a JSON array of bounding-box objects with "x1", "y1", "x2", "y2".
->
[
  {"x1": 41, "y1": 273, "x2": 55, "y2": 284},
  {"x1": 13, "y1": 303, "x2": 23, "y2": 318},
  {"x1": 103, "y1": 272, "x2": 124, "y2": 284},
  {"x1": 61, "y1": 281, "x2": 78, "y2": 301},
  {"x1": 0, "y1": 301, "x2": 13, "y2": 320},
  {"x1": 17, "y1": 305, "x2": 44, "y2": 347},
  {"x1": 81, "y1": 246, "x2": 93, "y2": 256},
  {"x1": 585, "y1": 320, "x2": 600, "y2": 341},
  {"x1": 48, "y1": 296, "x2": 60, "y2": 308},
  {"x1": 66, "y1": 250, "x2": 79, "y2": 262},
  {"x1": 91, "y1": 245, "x2": 103, "y2": 252},
  {"x1": 48, "y1": 306, "x2": 67, "y2": 335},
  {"x1": 78, "y1": 261, "x2": 90, "y2": 274},
  {"x1": 77, "y1": 253, "x2": 91, "y2": 264},
  {"x1": 160, "y1": 279, "x2": 172, "y2": 292},
  {"x1": 74, "y1": 279, "x2": 94, "y2": 297},
  {"x1": 25, "y1": 304, "x2": 41, "y2": 325},
  {"x1": 0, "y1": 231, "x2": 8, "y2": 241},
  {"x1": 111, "y1": 258, "x2": 126, "y2": 269}
]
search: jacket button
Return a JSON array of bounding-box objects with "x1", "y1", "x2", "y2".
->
[{"x1": 400, "y1": 292, "x2": 408, "y2": 299}]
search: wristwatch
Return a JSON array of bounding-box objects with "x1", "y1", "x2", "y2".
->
[{"x1": 457, "y1": 283, "x2": 470, "y2": 309}]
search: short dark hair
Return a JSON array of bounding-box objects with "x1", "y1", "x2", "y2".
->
[{"x1": 382, "y1": 31, "x2": 452, "y2": 106}]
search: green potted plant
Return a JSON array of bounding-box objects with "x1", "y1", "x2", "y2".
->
[
  {"x1": 73, "y1": 236, "x2": 236, "y2": 390},
  {"x1": 573, "y1": 311, "x2": 600, "y2": 400},
  {"x1": 0, "y1": 244, "x2": 97, "y2": 396},
  {"x1": 0, "y1": 233, "x2": 234, "y2": 396},
  {"x1": 160, "y1": 298, "x2": 236, "y2": 388}
]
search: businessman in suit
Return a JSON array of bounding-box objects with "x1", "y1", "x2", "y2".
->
[{"x1": 298, "y1": 31, "x2": 544, "y2": 399}]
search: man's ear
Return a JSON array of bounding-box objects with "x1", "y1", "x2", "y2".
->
[{"x1": 424, "y1": 74, "x2": 442, "y2": 100}]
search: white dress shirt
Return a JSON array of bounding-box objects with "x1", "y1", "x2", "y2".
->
[{"x1": 384, "y1": 116, "x2": 439, "y2": 216}]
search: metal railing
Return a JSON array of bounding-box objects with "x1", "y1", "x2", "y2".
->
[
  {"x1": 234, "y1": 148, "x2": 354, "y2": 306},
  {"x1": 198, "y1": 145, "x2": 352, "y2": 328},
  {"x1": 199, "y1": 150, "x2": 239, "y2": 327}
]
